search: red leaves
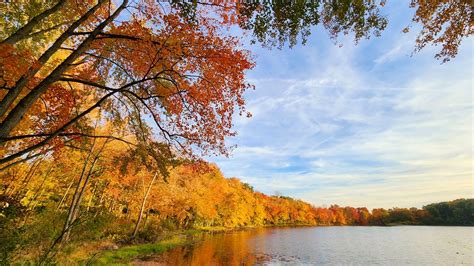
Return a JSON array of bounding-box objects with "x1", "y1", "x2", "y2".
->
[
  {"x1": 81, "y1": 5, "x2": 255, "y2": 156},
  {"x1": 1, "y1": 1, "x2": 255, "y2": 162},
  {"x1": 0, "y1": 44, "x2": 36, "y2": 89}
]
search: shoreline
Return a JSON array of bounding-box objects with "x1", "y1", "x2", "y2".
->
[{"x1": 86, "y1": 223, "x2": 473, "y2": 264}]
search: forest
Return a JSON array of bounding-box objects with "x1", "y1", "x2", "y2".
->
[
  {"x1": 1, "y1": 156, "x2": 473, "y2": 263},
  {"x1": 0, "y1": 0, "x2": 472, "y2": 264}
]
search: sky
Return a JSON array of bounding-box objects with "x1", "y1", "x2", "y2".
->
[{"x1": 207, "y1": 2, "x2": 473, "y2": 209}]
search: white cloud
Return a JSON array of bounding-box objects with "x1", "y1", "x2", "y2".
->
[{"x1": 208, "y1": 22, "x2": 473, "y2": 209}]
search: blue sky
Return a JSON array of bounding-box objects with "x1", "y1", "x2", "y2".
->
[{"x1": 207, "y1": 2, "x2": 473, "y2": 209}]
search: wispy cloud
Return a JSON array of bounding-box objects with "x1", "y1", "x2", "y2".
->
[{"x1": 208, "y1": 5, "x2": 473, "y2": 209}]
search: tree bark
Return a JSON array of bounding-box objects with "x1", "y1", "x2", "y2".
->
[
  {"x1": 1, "y1": 0, "x2": 66, "y2": 45},
  {"x1": 62, "y1": 140, "x2": 107, "y2": 242},
  {"x1": 0, "y1": 0, "x2": 128, "y2": 139},
  {"x1": 57, "y1": 176, "x2": 75, "y2": 210},
  {"x1": 0, "y1": 0, "x2": 105, "y2": 119}
]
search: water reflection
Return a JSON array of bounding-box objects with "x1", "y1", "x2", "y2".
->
[
  {"x1": 136, "y1": 226, "x2": 473, "y2": 265},
  {"x1": 145, "y1": 229, "x2": 272, "y2": 265}
]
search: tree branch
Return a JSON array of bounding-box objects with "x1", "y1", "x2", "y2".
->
[
  {"x1": 1, "y1": 0, "x2": 66, "y2": 45},
  {"x1": 0, "y1": 0, "x2": 107, "y2": 121},
  {"x1": 1, "y1": 132, "x2": 135, "y2": 146},
  {"x1": 0, "y1": 71, "x2": 155, "y2": 165},
  {"x1": 0, "y1": 0, "x2": 127, "y2": 139}
]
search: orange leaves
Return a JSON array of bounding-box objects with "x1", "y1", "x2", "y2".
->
[
  {"x1": 69, "y1": 5, "x2": 254, "y2": 156},
  {"x1": 0, "y1": 0, "x2": 285, "y2": 169},
  {"x1": 408, "y1": 0, "x2": 472, "y2": 62},
  {"x1": 102, "y1": 7, "x2": 254, "y2": 155},
  {"x1": 7, "y1": 81, "x2": 75, "y2": 147},
  {"x1": 0, "y1": 44, "x2": 36, "y2": 89},
  {"x1": 1, "y1": 0, "x2": 256, "y2": 164}
]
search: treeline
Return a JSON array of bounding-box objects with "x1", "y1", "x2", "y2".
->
[
  {"x1": 1, "y1": 147, "x2": 473, "y2": 262},
  {"x1": 369, "y1": 199, "x2": 473, "y2": 226}
]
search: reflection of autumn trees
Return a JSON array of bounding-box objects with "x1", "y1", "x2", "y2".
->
[{"x1": 160, "y1": 231, "x2": 265, "y2": 266}]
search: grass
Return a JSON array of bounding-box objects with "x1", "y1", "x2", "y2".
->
[
  {"x1": 195, "y1": 226, "x2": 229, "y2": 232},
  {"x1": 70, "y1": 226, "x2": 256, "y2": 264},
  {"x1": 90, "y1": 236, "x2": 188, "y2": 265}
]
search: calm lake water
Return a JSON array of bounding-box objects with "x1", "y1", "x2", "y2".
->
[{"x1": 140, "y1": 226, "x2": 473, "y2": 265}]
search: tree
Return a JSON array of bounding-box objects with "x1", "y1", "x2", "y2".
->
[
  {"x1": 188, "y1": 0, "x2": 388, "y2": 48},
  {"x1": 370, "y1": 208, "x2": 389, "y2": 225},
  {"x1": 423, "y1": 199, "x2": 474, "y2": 225},
  {"x1": 357, "y1": 207, "x2": 370, "y2": 225},
  {"x1": 3, "y1": 0, "x2": 468, "y2": 168},
  {"x1": 406, "y1": 0, "x2": 473, "y2": 62},
  {"x1": 0, "y1": 0, "x2": 393, "y2": 167},
  {"x1": 0, "y1": 0, "x2": 254, "y2": 167}
]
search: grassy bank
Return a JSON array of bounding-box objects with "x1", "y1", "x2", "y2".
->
[
  {"x1": 89, "y1": 235, "x2": 188, "y2": 265},
  {"x1": 82, "y1": 227, "x2": 232, "y2": 264},
  {"x1": 80, "y1": 226, "x2": 255, "y2": 264},
  {"x1": 88, "y1": 225, "x2": 317, "y2": 264}
]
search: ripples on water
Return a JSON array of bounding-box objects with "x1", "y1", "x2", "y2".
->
[{"x1": 137, "y1": 226, "x2": 473, "y2": 265}]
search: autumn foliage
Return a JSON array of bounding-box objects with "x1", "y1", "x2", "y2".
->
[
  {"x1": 1, "y1": 0, "x2": 473, "y2": 264},
  {"x1": 0, "y1": 134, "x2": 472, "y2": 263}
]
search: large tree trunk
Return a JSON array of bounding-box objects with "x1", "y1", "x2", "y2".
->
[
  {"x1": 0, "y1": 0, "x2": 128, "y2": 139},
  {"x1": 1, "y1": 0, "x2": 66, "y2": 45},
  {"x1": 132, "y1": 172, "x2": 158, "y2": 238},
  {"x1": 0, "y1": 0, "x2": 105, "y2": 119}
]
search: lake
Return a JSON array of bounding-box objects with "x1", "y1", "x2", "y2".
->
[{"x1": 139, "y1": 226, "x2": 473, "y2": 265}]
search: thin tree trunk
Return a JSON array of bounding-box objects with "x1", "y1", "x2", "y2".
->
[
  {"x1": 5, "y1": 161, "x2": 31, "y2": 197},
  {"x1": 94, "y1": 183, "x2": 108, "y2": 217},
  {"x1": 67, "y1": 158, "x2": 96, "y2": 228},
  {"x1": 2, "y1": 171, "x2": 16, "y2": 195},
  {"x1": 62, "y1": 139, "x2": 107, "y2": 241},
  {"x1": 143, "y1": 211, "x2": 149, "y2": 228},
  {"x1": 86, "y1": 182, "x2": 97, "y2": 212},
  {"x1": 17, "y1": 160, "x2": 41, "y2": 198},
  {"x1": 25, "y1": 165, "x2": 53, "y2": 210},
  {"x1": 61, "y1": 141, "x2": 95, "y2": 241},
  {"x1": 132, "y1": 172, "x2": 158, "y2": 238},
  {"x1": 109, "y1": 199, "x2": 115, "y2": 213},
  {"x1": 10, "y1": 158, "x2": 42, "y2": 199},
  {"x1": 73, "y1": 143, "x2": 106, "y2": 211},
  {"x1": 63, "y1": 140, "x2": 108, "y2": 241},
  {"x1": 57, "y1": 176, "x2": 75, "y2": 210}
]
